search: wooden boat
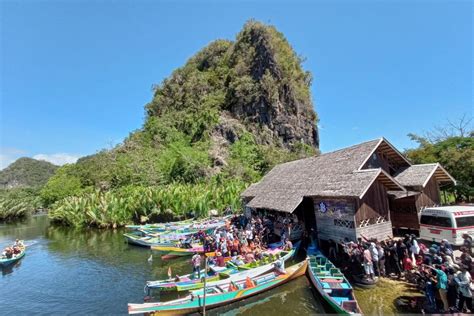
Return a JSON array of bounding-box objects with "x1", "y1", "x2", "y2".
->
[
  {"x1": 146, "y1": 248, "x2": 293, "y2": 292},
  {"x1": 123, "y1": 227, "x2": 201, "y2": 247},
  {"x1": 0, "y1": 247, "x2": 26, "y2": 267},
  {"x1": 124, "y1": 228, "x2": 203, "y2": 248},
  {"x1": 123, "y1": 233, "x2": 176, "y2": 248},
  {"x1": 126, "y1": 216, "x2": 229, "y2": 233},
  {"x1": 128, "y1": 259, "x2": 308, "y2": 315},
  {"x1": 125, "y1": 219, "x2": 195, "y2": 232},
  {"x1": 307, "y1": 246, "x2": 361, "y2": 315},
  {"x1": 152, "y1": 244, "x2": 205, "y2": 257}
]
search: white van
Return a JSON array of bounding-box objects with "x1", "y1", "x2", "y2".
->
[{"x1": 419, "y1": 206, "x2": 474, "y2": 246}]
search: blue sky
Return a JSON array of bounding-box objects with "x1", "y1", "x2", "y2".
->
[{"x1": 0, "y1": 0, "x2": 472, "y2": 168}]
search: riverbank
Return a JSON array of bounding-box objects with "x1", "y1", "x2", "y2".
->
[
  {"x1": 354, "y1": 277, "x2": 424, "y2": 314},
  {"x1": 0, "y1": 188, "x2": 43, "y2": 222},
  {"x1": 1, "y1": 215, "x2": 426, "y2": 315}
]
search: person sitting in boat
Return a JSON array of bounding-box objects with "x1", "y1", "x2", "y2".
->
[
  {"x1": 14, "y1": 239, "x2": 24, "y2": 248},
  {"x1": 12, "y1": 246, "x2": 21, "y2": 255},
  {"x1": 3, "y1": 247, "x2": 13, "y2": 259},
  {"x1": 231, "y1": 255, "x2": 245, "y2": 266},
  {"x1": 244, "y1": 251, "x2": 255, "y2": 264},
  {"x1": 228, "y1": 280, "x2": 239, "y2": 292},
  {"x1": 183, "y1": 237, "x2": 193, "y2": 249},
  {"x1": 216, "y1": 252, "x2": 225, "y2": 267},
  {"x1": 273, "y1": 257, "x2": 286, "y2": 275},
  {"x1": 283, "y1": 239, "x2": 293, "y2": 251}
]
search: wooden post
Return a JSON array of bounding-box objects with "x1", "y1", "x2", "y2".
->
[{"x1": 202, "y1": 257, "x2": 208, "y2": 315}]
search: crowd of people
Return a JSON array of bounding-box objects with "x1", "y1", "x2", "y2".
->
[
  {"x1": 332, "y1": 233, "x2": 474, "y2": 313},
  {"x1": 188, "y1": 212, "x2": 297, "y2": 279},
  {"x1": 1, "y1": 239, "x2": 25, "y2": 259}
]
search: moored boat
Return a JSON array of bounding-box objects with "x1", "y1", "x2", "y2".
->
[
  {"x1": 307, "y1": 246, "x2": 361, "y2": 315},
  {"x1": 0, "y1": 246, "x2": 26, "y2": 267},
  {"x1": 123, "y1": 233, "x2": 176, "y2": 248},
  {"x1": 128, "y1": 259, "x2": 308, "y2": 315},
  {"x1": 151, "y1": 244, "x2": 205, "y2": 257},
  {"x1": 146, "y1": 248, "x2": 294, "y2": 292},
  {"x1": 126, "y1": 216, "x2": 229, "y2": 233}
]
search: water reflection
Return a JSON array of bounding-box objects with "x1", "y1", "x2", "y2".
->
[
  {"x1": 0, "y1": 216, "x2": 418, "y2": 315},
  {"x1": 1, "y1": 260, "x2": 22, "y2": 276}
]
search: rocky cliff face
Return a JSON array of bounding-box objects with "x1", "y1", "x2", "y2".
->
[
  {"x1": 226, "y1": 21, "x2": 319, "y2": 148},
  {"x1": 146, "y1": 20, "x2": 319, "y2": 152},
  {"x1": 52, "y1": 21, "x2": 320, "y2": 190}
]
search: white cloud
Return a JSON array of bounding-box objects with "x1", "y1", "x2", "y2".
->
[
  {"x1": 0, "y1": 148, "x2": 28, "y2": 170},
  {"x1": 33, "y1": 153, "x2": 81, "y2": 166}
]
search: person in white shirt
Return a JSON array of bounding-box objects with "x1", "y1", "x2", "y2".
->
[{"x1": 456, "y1": 264, "x2": 473, "y2": 312}]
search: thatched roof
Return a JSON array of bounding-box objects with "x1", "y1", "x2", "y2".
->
[
  {"x1": 243, "y1": 138, "x2": 406, "y2": 213},
  {"x1": 395, "y1": 163, "x2": 456, "y2": 188}
]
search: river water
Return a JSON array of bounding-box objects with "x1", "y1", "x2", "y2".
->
[{"x1": 0, "y1": 216, "x2": 416, "y2": 315}]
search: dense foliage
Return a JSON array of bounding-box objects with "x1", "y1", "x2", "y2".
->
[
  {"x1": 0, "y1": 157, "x2": 58, "y2": 189},
  {"x1": 406, "y1": 134, "x2": 474, "y2": 202},
  {"x1": 49, "y1": 180, "x2": 246, "y2": 228},
  {"x1": 39, "y1": 20, "x2": 318, "y2": 227},
  {"x1": 0, "y1": 188, "x2": 43, "y2": 221}
]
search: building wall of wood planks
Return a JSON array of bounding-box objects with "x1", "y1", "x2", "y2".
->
[
  {"x1": 313, "y1": 197, "x2": 357, "y2": 242},
  {"x1": 356, "y1": 221, "x2": 393, "y2": 240},
  {"x1": 389, "y1": 195, "x2": 420, "y2": 229},
  {"x1": 355, "y1": 180, "x2": 390, "y2": 224},
  {"x1": 363, "y1": 151, "x2": 391, "y2": 174},
  {"x1": 416, "y1": 176, "x2": 441, "y2": 210}
]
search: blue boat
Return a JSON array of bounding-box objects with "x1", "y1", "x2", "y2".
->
[
  {"x1": 307, "y1": 245, "x2": 361, "y2": 314},
  {"x1": 0, "y1": 247, "x2": 26, "y2": 267}
]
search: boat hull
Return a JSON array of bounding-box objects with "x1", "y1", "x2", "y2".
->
[
  {"x1": 128, "y1": 260, "x2": 307, "y2": 315},
  {"x1": 148, "y1": 249, "x2": 294, "y2": 292},
  {"x1": 124, "y1": 234, "x2": 176, "y2": 248},
  {"x1": 0, "y1": 249, "x2": 26, "y2": 267},
  {"x1": 307, "y1": 248, "x2": 361, "y2": 315}
]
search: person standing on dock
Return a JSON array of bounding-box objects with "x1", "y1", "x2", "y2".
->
[
  {"x1": 369, "y1": 241, "x2": 379, "y2": 277},
  {"x1": 363, "y1": 244, "x2": 374, "y2": 280},
  {"x1": 425, "y1": 264, "x2": 449, "y2": 312},
  {"x1": 455, "y1": 264, "x2": 473, "y2": 312},
  {"x1": 191, "y1": 253, "x2": 201, "y2": 279}
]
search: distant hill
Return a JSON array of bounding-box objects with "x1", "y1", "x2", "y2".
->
[{"x1": 0, "y1": 157, "x2": 58, "y2": 189}]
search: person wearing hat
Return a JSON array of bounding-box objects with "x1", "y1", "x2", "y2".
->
[
  {"x1": 216, "y1": 251, "x2": 225, "y2": 267},
  {"x1": 455, "y1": 263, "x2": 473, "y2": 312}
]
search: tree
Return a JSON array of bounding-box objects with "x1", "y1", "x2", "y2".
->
[{"x1": 406, "y1": 117, "x2": 474, "y2": 202}]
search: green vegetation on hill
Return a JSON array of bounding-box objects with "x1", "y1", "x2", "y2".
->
[
  {"x1": 0, "y1": 158, "x2": 58, "y2": 221},
  {"x1": 0, "y1": 157, "x2": 58, "y2": 189},
  {"x1": 43, "y1": 20, "x2": 320, "y2": 227},
  {"x1": 406, "y1": 134, "x2": 474, "y2": 202}
]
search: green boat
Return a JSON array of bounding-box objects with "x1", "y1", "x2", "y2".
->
[
  {"x1": 307, "y1": 246, "x2": 361, "y2": 314},
  {"x1": 123, "y1": 233, "x2": 176, "y2": 248},
  {"x1": 0, "y1": 247, "x2": 26, "y2": 267},
  {"x1": 128, "y1": 259, "x2": 308, "y2": 315},
  {"x1": 146, "y1": 248, "x2": 294, "y2": 292}
]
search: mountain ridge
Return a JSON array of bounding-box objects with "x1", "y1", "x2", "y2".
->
[{"x1": 0, "y1": 157, "x2": 58, "y2": 189}]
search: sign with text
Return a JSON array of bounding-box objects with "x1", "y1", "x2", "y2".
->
[{"x1": 314, "y1": 199, "x2": 355, "y2": 220}]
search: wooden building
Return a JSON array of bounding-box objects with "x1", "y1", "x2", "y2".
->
[
  {"x1": 241, "y1": 138, "x2": 455, "y2": 242},
  {"x1": 389, "y1": 163, "x2": 456, "y2": 231}
]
